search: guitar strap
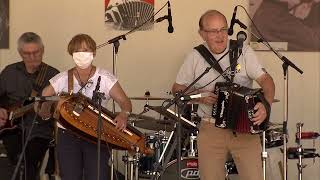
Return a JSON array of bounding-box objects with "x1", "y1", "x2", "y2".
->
[{"x1": 31, "y1": 62, "x2": 49, "y2": 96}]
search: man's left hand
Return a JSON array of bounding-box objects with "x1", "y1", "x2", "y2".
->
[{"x1": 252, "y1": 102, "x2": 267, "y2": 125}]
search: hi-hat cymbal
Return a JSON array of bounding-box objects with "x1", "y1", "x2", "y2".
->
[
  {"x1": 129, "y1": 113, "x2": 153, "y2": 120},
  {"x1": 129, "y1": 113, "x2": 174, "y2": 131},
  {"x1": 129, "y1": 96, "x2": 170, "y2": 100}
]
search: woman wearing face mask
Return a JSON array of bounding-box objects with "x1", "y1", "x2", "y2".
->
[{"x1": 40, "y1": 34, "x2": 132, "y2": 180}]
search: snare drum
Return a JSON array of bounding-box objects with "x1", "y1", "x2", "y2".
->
[{"x1": 162, "y1": 157, "x2": 240, "y2": 180}]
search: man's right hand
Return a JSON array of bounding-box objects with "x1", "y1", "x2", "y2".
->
[
  {"x1": 196, "y1": 91, "x2": 218, "y2": 105},
  {"x1": 34, "y1": 102, "x2": 52, "y2": 120},
  {"x1": 0, "y1": 108, "x2": 8, "y2": 127}
]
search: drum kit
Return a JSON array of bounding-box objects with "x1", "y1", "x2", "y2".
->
[{"x1": 118, "y1": 95, "x2": 306, "y2": 180}]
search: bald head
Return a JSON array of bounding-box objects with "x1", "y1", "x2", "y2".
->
[{"x1": 199, "y1": 10, "x2": 228, "y2": 30}]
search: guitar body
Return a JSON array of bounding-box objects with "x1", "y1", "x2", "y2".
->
[
  {"x1": 0, "y1": 101, "x2": 35, "y2": 136},
  {"x1": 55, "y1": 94, "x2": 153, "y2": 155}
]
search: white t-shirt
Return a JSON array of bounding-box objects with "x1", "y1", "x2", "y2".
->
[
  {"x1": 176, "y1": 41, "x2": 265, "y2": 118},
  {"x1": 50, "y1": 67, "x2": 118, "y2": 128}
]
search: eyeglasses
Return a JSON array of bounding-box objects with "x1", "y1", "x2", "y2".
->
[
  {"x1": 20, "y1": 49, "x2": 42, "y2": 58},
  {"x1": 201, "y1": 27, "x2": 228, "y2": 35}
]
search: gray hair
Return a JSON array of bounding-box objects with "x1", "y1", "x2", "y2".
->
[{"x1": 17, "y1": 32, "x2": 44, "y2": 51}]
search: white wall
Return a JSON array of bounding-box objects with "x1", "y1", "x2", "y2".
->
[{"x1": 1, "y1": 0, "x2": 319, "y2": 179}]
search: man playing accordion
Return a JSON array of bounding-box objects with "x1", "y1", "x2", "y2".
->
[{"x1": 172, "y1": 9, "x2": 275, "y2": 180}]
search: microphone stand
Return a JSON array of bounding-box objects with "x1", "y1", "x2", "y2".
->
[
  {"x1": 10, "y1": 103, "x2": 41, "y2": 180},
  {"x1": 246, "y1": 28, "x2": 303, "y2": 180},
  {"x1": 96, "y1": 2, "x2": 172, "y2": 179},
  {"x1": 231, "y1": 6, "x2": 303, "y2": 179},
  {"x1": 151, "y1": 45, "x2": 239, "y2": 179},
  {"x1": 92, "y1": 77, "x2": 106, "y2": 180}
]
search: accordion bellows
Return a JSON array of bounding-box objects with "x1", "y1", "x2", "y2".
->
[{"x1": 105, "y1": 0, "x2": 154, "y2": 30}]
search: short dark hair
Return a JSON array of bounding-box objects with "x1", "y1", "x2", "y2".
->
[
  {"x1": 199, "y1": 10, "x2": 228, "y2": 30},
  {"x1": 67, "y1": 34, "x2": 96, "y2": 55},
  {"x1": 17, "y1": 32, "x2": 44, "y2": 51}
]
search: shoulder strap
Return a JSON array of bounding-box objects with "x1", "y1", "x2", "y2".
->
[
  {"x1": 67, "y1": 68, "x2": 74, "y2": 94},
  {"x1": 31, "y1": 62, "x2": 49, "y2": 96},
  {"x1": 195, "y1": 44, "x2": 234, "y2": 82},
  {"x1": 194, "y1": 44, "x2": 224, "y2": 75},
  {"x1": 228, "y1": 40, "x2": 239, "y2": 82}
]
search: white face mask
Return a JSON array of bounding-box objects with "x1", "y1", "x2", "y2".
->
[{"x1": 72, "y1": 52, "x2": 94, "y2": 69}]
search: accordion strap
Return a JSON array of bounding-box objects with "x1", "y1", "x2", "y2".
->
[{"x1": 194, "y1": 40, "x2": 238, "y2": 82}]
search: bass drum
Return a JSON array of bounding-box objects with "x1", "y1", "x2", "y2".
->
[
  {"x1": 162, "y1": 157, "x2": 200, "y2": 180},
  {"x1": 162, "y1": 157, "x2": 240, "y2": 180}
]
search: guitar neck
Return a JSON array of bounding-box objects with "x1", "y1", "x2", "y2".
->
[{"x1": 9, "y1": 103, "x2": 34, "y2": 120}]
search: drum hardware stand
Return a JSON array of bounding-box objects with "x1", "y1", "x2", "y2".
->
[
  {"x1": 122, "y1": 148, "x2": 140, "y2": 180},
  {"x1": 122, "y1": 152, "x2": 128, "y2": 180},
  {"x1": 296, "y1": 122, "x2": 305, "y2": 180},
  {"x1": 92, "y1": 76, "x2": 106, "y2": 180},
  {"x1": 188, "y1": 133, "x2": 197, "y2": 157},
  {"x1": 158, "y1": 130, "x2": 175, "y2": 165},
  {"x1": 261, "y1": 131, "x2": 268, "y2": 180},
  {"x1": 189, "y1": 104, "x2": 199, "y2": 157},
  {"x1": 241, "y1": 11, "x2": 304, "y2": 179},
  {"x1": 151, "y1": 128, "x2": 180, "y2": 180}
]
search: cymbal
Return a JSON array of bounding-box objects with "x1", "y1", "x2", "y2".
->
[
  {"x1": 129, "y1": 113, "x2": 174, "y2": 131},
  {"x1": 129, "y1": 113, "x2": 156, "y2": 121},
  {"x1": 268, "y1": 122, "x2": 283, "y2": 126},
  {"x1": 187, "y1": 99, "x2": 280, "y2": 104},
  {"x1": 147, "y1": 105, "x2": 198, "y2": 129},
  {"x1": 273, "y1": 99, "x2": 280, "y2": 103},
  {"x1": 129, "y1": 96, "x2": 170, "y2": 100}
]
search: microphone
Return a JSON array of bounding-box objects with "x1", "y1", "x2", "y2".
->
[
  {"x1": 95, "y1": 76, "x2": 101, "y2": 92},
  {"x1": 167, "y1": 1, "x2": 174, "y2": 33},
  {"x1": 92, "y1": 76, "x2": 101, "y2": 102},
  {"x1": 180, "y1": 92, "x2": 210, "y2": 101},
  {"x1": 228, "y1": 6, "x2": 237, "y2": 36},
  {"x1": 28, "y1": 96, "x2": 60, "y2": 101},
  {"x1": 236, "y1": 31, "x2": 247, "y2": 54}
]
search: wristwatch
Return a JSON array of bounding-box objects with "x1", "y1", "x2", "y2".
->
[
  {"x1": 123, "y1": 111, "x2": 131, "y2": 116},
  {"x1": 42, "y1": 116, "x2": 51, "y2": 120}
]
